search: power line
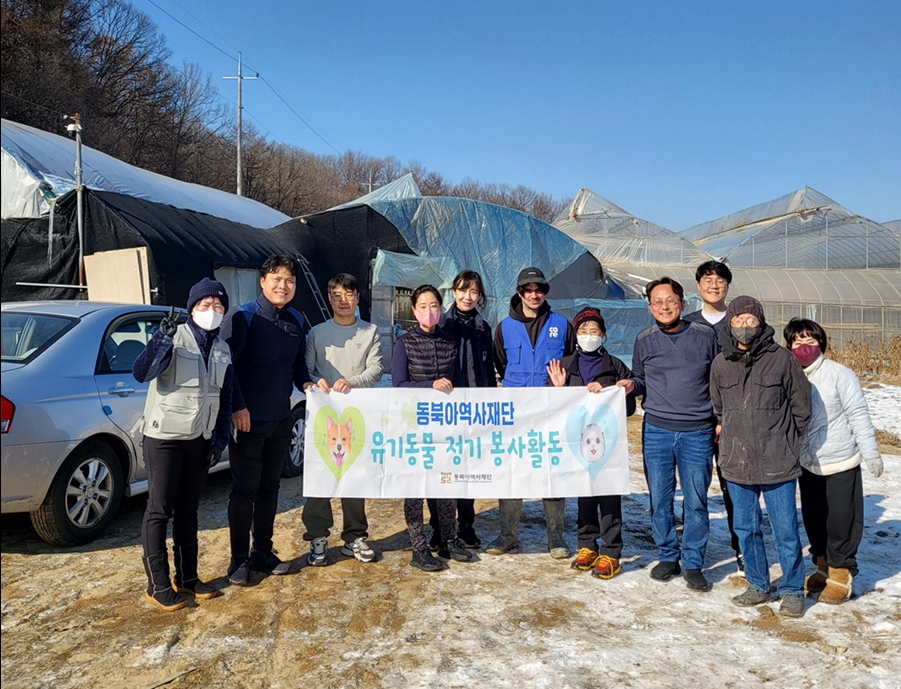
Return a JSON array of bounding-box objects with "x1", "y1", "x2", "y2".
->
[
  {"x1": 1, "y1": 91, "x2": 68, "y2": 119},
  {"x1": 144, "y1": 0, "x2": 341, "y2": 155}
]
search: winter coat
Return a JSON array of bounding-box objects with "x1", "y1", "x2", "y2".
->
[
  {"x1": 493, "y1": 296, "x2": 575, "y2": 386},
  {"x1": 441, "y1": 305, "x2": 495, "y2": 388},
  {"x1": 710, "y1": 324, "x2": 812, "y2": 485},
  {"x1": 392, "y1": 325, "x2": 461, "y2": 387},
  {"x1": 800, "y1": 355, "x2": 881, "y2": 476},
  {"x1": 552, "y1": 349, "x2": 637, "y2": 417}
]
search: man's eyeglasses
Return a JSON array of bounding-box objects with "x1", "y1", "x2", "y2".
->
[{"x1": 649, "y1": 298, "x2": 681, "y2": 310}]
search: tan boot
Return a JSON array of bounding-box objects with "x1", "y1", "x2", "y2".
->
[
  {"x1": 819, "y1": 566, "x2": 853, "y2": 605},
  {"x1": 805, "y1": 556, "x2": 828, "y2": 596}
]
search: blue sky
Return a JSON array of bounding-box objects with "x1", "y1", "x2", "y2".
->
[{"x1": 137, "y1": 0, "x2": 900, "y2": 230}]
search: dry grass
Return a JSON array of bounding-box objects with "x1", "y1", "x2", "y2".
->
[
  {"x1": 830, "y1": 335, "x2": 901, "y2": 386},
  {"x1": 876, "y1": 428, "x2": 901, "y2": 453}
]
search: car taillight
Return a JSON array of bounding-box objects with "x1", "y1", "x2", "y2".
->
[{"x1": 1, "y1": 395, "x2": 14, "y2": 433}]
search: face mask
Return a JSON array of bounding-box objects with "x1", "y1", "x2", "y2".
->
[
  {"x1": 415, "y1": 310, "x2": 441, "y2": 329},
  {"x1": 193, "y1": 309, "x2": 223, "y2": 331},
  {"x1": 732, "y1": 325, "x2": 762, "y2": 346},
  {"x1": 577, "y1": 334, "x2": 604, "y2": 353},
  {"x1": 792, "y1": 343, "x2": 821, "y2": 368}
]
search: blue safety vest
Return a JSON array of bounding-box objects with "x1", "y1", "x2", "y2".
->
[{"x1": 500, "y1": 312, "x2": 568, "y2": 387}]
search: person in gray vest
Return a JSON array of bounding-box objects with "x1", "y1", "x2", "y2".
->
[{"x1": 132, "y1": 278, "x2": 233, "y2": 611}]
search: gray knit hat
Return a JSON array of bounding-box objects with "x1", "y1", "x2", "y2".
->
[{"x1": 725, "y1": 295, "x2": 764, "y2": 323}]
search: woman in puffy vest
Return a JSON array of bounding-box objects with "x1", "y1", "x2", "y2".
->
[
  {"x1": 392, "y1": 284, "x2": 472, "y2": 572},
  {"x1": 784, "y1": 318, "x2": 884, "y2": 605},
  {"x1": 132, "y1": 278, "x2": 233, "y2": 611}
]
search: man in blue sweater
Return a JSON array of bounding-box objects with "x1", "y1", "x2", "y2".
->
[
  {"x1": 617, "y1": 277, "x2": 718, "y2": 591},
  {"x1": 221, "y1": 255, "x2": 312, "y2": 586}
]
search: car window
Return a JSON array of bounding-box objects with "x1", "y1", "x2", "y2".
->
[
  {"x1": 98, "y1": 317, "x2": 161, "y2": 374},
  {"x1": 1, "y1": 314, "x2": 77, "y2": 363}
]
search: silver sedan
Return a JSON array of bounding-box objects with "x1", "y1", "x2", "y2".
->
[{"x1": 1, "y1": 301, "x2": 306, "y2": 546}]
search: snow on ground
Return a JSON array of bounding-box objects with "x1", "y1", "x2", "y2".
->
[
  {"x1": 1, "y1": 387, "x2": 899, "y2": 689},
  {"x1": 864, "y1": 384, "x2": 901, "y2": 435}
]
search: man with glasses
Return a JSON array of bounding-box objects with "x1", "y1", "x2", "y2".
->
[
  {"x1": 301, "y1": 273, "x2": 383, "y2": 566},
  {"x1": 684, "y1": 261, "x2": 743, "y2": 571},
  {"x1": 487, "y1": 267, "x2": 575, "y2": 558},
  {"x1": 617, "y1": 277, "x2": 718, "y2": 591}
]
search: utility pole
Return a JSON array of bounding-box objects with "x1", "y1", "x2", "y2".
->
[
  {"x1": 65, "y1": 114, "x2": 85, "y2": 285},
  {"x1": 223, "y1": 52, "x2": 258, "y2": 196}
]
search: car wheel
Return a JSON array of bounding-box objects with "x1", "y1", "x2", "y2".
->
[
  {"x1": 283, "y1": 402, "x2": 306, "y2": 478},
  {"x1": 30, "y1": 441, "x2": 125, "y2": 546}
]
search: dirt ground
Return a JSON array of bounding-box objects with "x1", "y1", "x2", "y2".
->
[{"x1": 2, "y1": 416, "x2": 899, "y2": 689}]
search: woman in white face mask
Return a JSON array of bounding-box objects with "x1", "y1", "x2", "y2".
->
[
  {"x1": 131, "y1": 278, "x2": 233, "y2": 611},
  {"x1": 547, "y1": 307, "x2": 637, "y2": 580}
]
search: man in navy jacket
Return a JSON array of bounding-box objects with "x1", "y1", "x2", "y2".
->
[{"x1": 221, "y1": 255, "x2": 311, "y2": 585}]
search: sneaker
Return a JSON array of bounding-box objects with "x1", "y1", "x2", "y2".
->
[
  {"x1": 341, "y1": 537, "x2": 376, "y2": 563},
  {"x1": 732, "y1": 586, "x2": 772, "y2": 607},
  {"x1": 736, "y1": 553, "x2": 745, "y2": 572},
  {"x1": 650, "y1": 560, "x2": 681, "y2": 581},
  {"x1": 484, "y1": 536, "x2": 520, "y2": 555},
  {"x1": 684, "y1": 568, "x2": 710, "y2": 592},
  {"x1": 438, "y1": 538, "x2": 474, "y2": 562},
  {"x1": 779, "y1": 593, "x2": 805, "y2": 618},
  {"x1": 410, "y1": 548, "x2": 447, "y2": 572},
  {"x1": 228, "y1": 559, "x2": 250, "y2": 587},
  {"x1": 249, "y1": 549, "x2": 290, "y2": 575},
  {"x1": 590, "y1": 555, "x2": 622, "y2": 580},
  {"x1": 307, "y1": 537, "x2": 328, "y2": 567},
  {"x1": 458, "y1": 526, "x2": 481, "y2": 549},
  {"x1": 571, "y1": 548, "x2": 600, "y2": 571}
]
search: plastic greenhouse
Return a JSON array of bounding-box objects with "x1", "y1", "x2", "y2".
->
[
  {"x1": 681, "y1": 187, "x2": 899, "y2": 270},
  {"x1": 554, "y1": 189, "x2": 901, "y2": 346}
]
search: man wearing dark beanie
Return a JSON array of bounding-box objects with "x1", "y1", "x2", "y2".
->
[{"x1": 711, "y1": 295, "x2": 811, "y2": 618}]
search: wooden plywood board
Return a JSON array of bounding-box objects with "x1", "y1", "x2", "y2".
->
[{"x1": 84, "y1": 246, "x2": 151, "y2": 304}]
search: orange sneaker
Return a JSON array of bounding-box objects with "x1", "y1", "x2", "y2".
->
[
  {"x1": 570, "y1": 548, "x2": 599, "y2": 570},
  {"x1": 590, "y1": 555, "x2": 621, "y2": 579}
]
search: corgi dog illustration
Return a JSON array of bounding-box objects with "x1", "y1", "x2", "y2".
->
[
  {"x1": 326, "y1": 417, "x2": 353, "y2": 467},
  {"x1": 580, "y1": 423, "x2": 606, "y2": 463}
]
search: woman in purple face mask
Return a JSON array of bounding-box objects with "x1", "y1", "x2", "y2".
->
[
  {"x1": 392, "y1": 284, "x2": 472, "y2": 571},
  {"x1": 784, "y1": 318, "x2": 884, "y2": 606}
]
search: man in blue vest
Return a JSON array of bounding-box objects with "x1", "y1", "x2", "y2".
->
[{"x1": 486, "y1": 267, "x2": 575, "y2": 558}]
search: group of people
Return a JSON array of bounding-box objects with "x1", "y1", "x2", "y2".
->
[{"x1": 132, "y1": 256, "x2": 884, "y2": 620}]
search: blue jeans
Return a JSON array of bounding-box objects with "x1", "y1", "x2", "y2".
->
[
  {"x1": 642, "y1": 423, "x2": 714, "y2": 570},
  {"x1": 728, "y1": 479, "x2": 804, "y2": 597}
]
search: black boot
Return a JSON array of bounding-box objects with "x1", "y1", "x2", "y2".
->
[
  {"x1": 173, "y1": 542, "x2": 219, "y2": 600},
  {"x1": 143, "y1": 554, "x2": 190, "y2": 611}
]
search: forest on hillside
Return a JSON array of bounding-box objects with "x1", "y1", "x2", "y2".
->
[{"x1": 1, "y1": 0, "x2": 568, "y2": 221}]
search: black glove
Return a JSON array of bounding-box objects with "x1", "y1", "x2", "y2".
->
[
  {"x1": 207, "y1": 447, "x2": 222, "y2": 469},
  {"x1": 159, "y1": 305, "x2": 179, "y2": 337}
]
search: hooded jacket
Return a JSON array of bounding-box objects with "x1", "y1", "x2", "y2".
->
[
  {"x1": 800, "y1": 355, "x2": 881, "y2": 475},
  {"x1": 710, "y1": 324, "x2": 812, "y2": 485},
  {"x1": 493, "y1": 295, "x2": 574, "y2": 387}
]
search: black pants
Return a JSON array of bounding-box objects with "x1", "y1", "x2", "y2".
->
[
  {"x1": 577, "y1": 495, "x2": 623, "y2": 558},
  {"x1": 302, "y1": 497, "x2": 368, "y2": 543},
  {"x1": 426, "y1": 498, "x2": 476, "y2": 531},
  {"x1": 798, "y1": 465, "x2": 864, "y2": 576},
  {"x1": 407, "y1": 498, "x2": 456, "y2": 552},
  {"x1": 228, "y1": 416, "x2": 292, "y2": 560},
  {"x1": 141, "y1": 435, "x2": 211, "y2": 558}
]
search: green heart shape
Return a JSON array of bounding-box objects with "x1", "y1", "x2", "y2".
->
[{"x1": 313, "y1": 406, "x2": 365, "y2": 481}]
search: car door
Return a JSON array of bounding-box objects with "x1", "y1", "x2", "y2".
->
[{"x1": 92, "y1": 312, "x2": 164, "y2": 480}]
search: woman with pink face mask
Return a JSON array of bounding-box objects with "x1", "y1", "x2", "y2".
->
[
  {"x1": 784, "y1": 318, "x2": 884, "y2": 606},
  {"x1": 393, "y1": 284, "x2": 472, "y2": 571}
]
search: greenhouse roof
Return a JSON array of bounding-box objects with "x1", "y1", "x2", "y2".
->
[
  {"x1": 681, "y1": 187, "x2": 899, "y2": 270},
  {"x1": 553, "y1": 189, "x2": 713, "y2": 266}
]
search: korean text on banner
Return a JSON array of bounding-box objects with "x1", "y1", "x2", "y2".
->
[{"x1": 302, "y1": 386, "x2": 630, "y2": 499}]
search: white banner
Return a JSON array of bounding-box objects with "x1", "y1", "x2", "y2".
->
[{"x1": 302, "y1": 386, "x2": 631, "y2": 499}]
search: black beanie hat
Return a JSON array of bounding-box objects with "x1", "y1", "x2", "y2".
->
[
  {"x1": 187, "y1": 277, "x2": 229, "y2": 313},
  {"x1": 573, "y1": 307, "x2": 606, "y2": 332},
  {"x1": 725, "y1": 295, "x2": 764, "y2": 324}
]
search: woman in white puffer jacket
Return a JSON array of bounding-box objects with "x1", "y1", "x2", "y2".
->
[{"x1": 783, "y1": 318, "x2": 884, "y2": 605}]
